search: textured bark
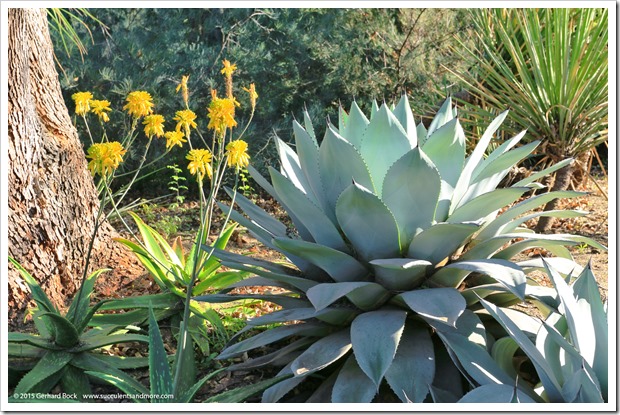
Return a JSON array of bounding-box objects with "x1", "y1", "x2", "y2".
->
[
  {"x1": 535, "y1": 162, "x2": 575, "y2": 233},
  {"x1": 8, "y1": 9, "x2": 142, "y2": 327}
]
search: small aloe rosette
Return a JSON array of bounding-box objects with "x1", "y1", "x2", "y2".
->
[{"x1": 199, "y1": 96, "x2": 605, "y2": 403}]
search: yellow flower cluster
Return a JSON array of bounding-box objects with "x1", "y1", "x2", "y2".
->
[
  {"x1": 173, "y1": 109, "x2": 198, "y2": 137},
  {"x1": 207, "y1": 95, "x2": 239, "y2": 135},
  {"x1": 90, "y1": 100, "x2": 111, "y2": 122},
  {"x1": 86, "y1": 142, "x2": 127, "y2": 176},
  {"x1": 124, "y1": 91, "x2": 154, "y2": 118},
  {"x1": 143, "y1": 114, "x2": 165, "y2": 138},
  {"x1": 186, "y1": 148, "x2": 213, "y2": 181},
  {"x1": 226, "y1": 139, "x2": 250, "y2": 169},
  {"x1": 164, "y1": 130, "x2": 187, "y2": 150},
  {"x1": 72, "y1": 91, "x2": 93, "y2": 116}
]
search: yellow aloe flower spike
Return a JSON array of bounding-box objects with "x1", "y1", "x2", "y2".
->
[
  {"x1": 72, "y1": 91, "x2": 93, "y2": 116},
  {"x1": 123, "y1": 90, "x2": 154, "y2": 118},
  {"x1": 186, "y1": 148, "x2": 213, "y2": 181},
  {"x1": 143, "y1": 114, "x2": 165, "y2": 139},
  {"x1": 164, "y1": 130, "x2": 187, "y2": 150},
  {"x1": 226, "y1": 139, "x2": 250, "y2": 169},
  {"x1": 90, "y1": 99, "x2": 111, "y2": 122},
  {"x1": 86, "y1": 141, "x2": 127, "y2": 176}
]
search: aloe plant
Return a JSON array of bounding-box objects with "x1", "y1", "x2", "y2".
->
[
  {"x1": 198, "y1": 96, "x2": 604, "y2": 402},
  {"x1": 483, "y1": 261, "x2": 608, "y2": 403},
  {"x1": 8, "y1": 258, "x2": 150, "y2": 402}
]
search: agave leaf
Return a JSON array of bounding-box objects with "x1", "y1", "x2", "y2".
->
[
  {"x1": 368, "y1": 258, "x2": 432, "y2": 291},
  {"x1": 336, "y1": 181, "x2": 401, "y2": 261},
  {"x1": 422, "y1": 118, "x2": 466, "y2": 189},
  {"x1": 262, "y1": 363, "x2": 307, "y2": 403},
  {"x1": 458, "y1": 384, "x2": 537, "y2": 403},
  {"x1": 38, "y1": 313, "x2": 79, "y2": 348},
  {"x1": 396, "y1": 288, "x2": 465, "y2": 328},
  {"x1": 476, "y1": 190, "x2": 585, "y2": 241},
  {"x1": 426, "y1": 96, "x2": 455, "y2": 137},
  {"x1": 351, "y1": 309, "x2": 407, "y2": 387},
  {"x1": 319, "y1": 125, "x2": 375, "y2": 210},
  {"x1": 307, "y1": 282, "x2": 389, "y2": 312},
  {"x1": 224, "y1": 189, "x2": 287, "y2": 237},
  {"x1": 385, "y1": 322, "x2": 434, "y2": 403},
  {"x1": 293, "y1": 120, "x2": 329, "y2": 216},
  {"x1": 339, "y1": 100, "x2": 370, "y2": 149},
  {"x1": 416, "y1": 122, "x2": 428, "y2": 146},
  {"x1": 471, "y1": 130, "x2": 527, "y2": 180},
  {"x1": 196, "y1": 293, "x2": 310, "y2": 310},
  {"x1": 227, "y1": 338, "x2": 314, "y2": 371},
  {"x1": 382, "y1": 147, "x2": 441, "y2": 243},
  {"x1": 392, "y1": 95, "x2": 418, "y2": 147},
  {"x1": 205, "y1": 373, "x2": 290, "y2": 403},
  {"x1": 571, "y1": 264, "x2": 608, "y2": 396},
  {"x1": 14, "y1": 350, "x2": 72, "y2": 394},
  {"x1": 272, "y1": 237, "x2": 368, "y2": 283},
  {"x1": 448, "y1": 187, "x2": 529, "y2": 224},
  {"x1": 270, "y1": 167, "x2": 349, "y2": 251},
  {"x1": 290, "y1": 329, "x2": 351, "y2": 377},
  {"x1": 217, "y1": 322, "x2": 328, "y2": 360},
  {"x1": 493, "y1": 238, "x2": 574, "y2": 261},
  {"x1": 460, "y1": 140, "x2": 538, "y2": 206},
  {"x1": 275, "y1": 136, "x2": 316, "y2": 202},
  {"x1": 247, "y1": 307, "x2": 356, "y2": 328},
  {"x1": 433, "y1": 259, "x2": 526, "y2": 301},
  {"x1": 359, "y1": 103, "x2": 412, "y2": 194},
  {"x1": 332, "y1": 354, "x2": 377, "y2": 403},
  {"x1": 513, "y1": 158, "x2": 574, "y2": 187},
  {"x1": 408, "y1": 222, "x2": 480, "y2": 265},
  {"x1": 561, "y1": 366, "x2": 604, "y2": 403},
  {"x1": 542, "y1": 260, "x2": 597, "y2": 373},
  {"x1": 480, "y1": 299, "x2": 564, "y2": 401},
  {"x1": 517, "y1": 257, "x2": 583, "y2": 276},
  {"x1": 491, "y1": 337, "x2": 521, "y2": 379}
]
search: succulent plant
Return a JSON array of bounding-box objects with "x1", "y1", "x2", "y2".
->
[
  {"x1": 198, "y1": 96, "x2": 605, "y2": 402},
  {"x1": 483, "y1": 260, "x2": 608, "y2": 403}
]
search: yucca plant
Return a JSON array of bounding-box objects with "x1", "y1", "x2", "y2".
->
[
  {"x1": 198, "y1": 96, "x2": 604, "y2": 402},
  {"x1": 482, "y1": 260, "x2": 607, "y2": 403},
  {"x1": 452, "y1": 8, "x2": 608, "y2": 232}
]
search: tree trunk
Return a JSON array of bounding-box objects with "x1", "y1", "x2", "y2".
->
[
  {"x1": 8, "y1": 8, "x2": 142, "y2": 327},
  {"x1": 535, "y1": 161, "x2": 575, "y2": 233}
]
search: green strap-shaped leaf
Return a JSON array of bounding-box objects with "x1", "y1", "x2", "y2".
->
[
  {"x1": 319, "y1": 125, "x2": 375, "y2": 210},
  {"x1": 396, "y1": 288, "x2": 465, "y2": 328},
  {"x1": 307, "y1": 282, "x2": 389, "y2": 312},
  {"x1": 332, "y1": 354, "x2": 377, "y2": 403},
  {"x1": 223, "y1": 188, "x2": 287, "y2": 237},
  {"x1": 382, "y1": 148, "x2": 441, "y2": 244},
  {"x1": 359, "y1": 104, "x2": 412, "y2": 195},
  {"x1": 290, "y1": 329, "x2": 351, "y2": 377},
  {"x1": 458, "y1": 384, "x2": 537, "y2": 403},
  {"x1": 480, "y1": 299, "x2": 564, "y2": 402},
  {"x1": 448, "y1": 187, "x2": 529, "y2": 224},
  {"x1": 14, "y1": 350, "x2": 72, "y2": 393},
  {"x1": 392, "y1": 95, "x2": 418, "y2": 148},
  {"x1": 273, "y1": 237, "x2": 369, "y2": 283},
  {"x1": 385, "y1": 322, "x2": 435, "y2": 403},
  {"x1": 408, "y1": 222, "x2": 479, "y2": 265},
  {"x1": 38, "y1": 313, "x2": 79, "y2": 348},
  {"x1": 217, "y1": 322, "x2": 328, "y2": 360},
  {"x1": 9, "y1": 257, "x2": 57, "y2": 314},
  {"x1": 471, "y1": 130, "x2": 526, "y2": 180},
  {"x1": 66, "y1": 268, "x2": 109, "y2": 328},
  {"x1": 72, "y1": 353, "x2": 149, "y2": 397},
  {"x1": 270, "y1": 167, "x2": 349, "y2": 252},
  {"x1": 336, "y1": 182, "x2": 401, "y2": 261},
  {"x1": 340, "y1": 100, "x2": 370, "y2": 149},
  {"x1": 148, "y1": 308, "x2": 173, "y2": 401},
  {"x1": 75, "y1": 333, "x2": 149, "y2": 352},
  {"x1": 513, "y1": 158, "x2": 574, "y2": 187},
  {"x1": 369, "y1": 258, "x2": 431, "y2": 291},
  {"x1": 351, "y1": 310, "x2": 407, "y2": 388},
  {"x1": 205, "y1": 373, "x2": 289, "y2": 403},
  {"x1": 61, "y1": 364, "x2": 92, "y2": 402},
  {"x1": 99, "y1": 292, "x2": 181, "y2": 310}
]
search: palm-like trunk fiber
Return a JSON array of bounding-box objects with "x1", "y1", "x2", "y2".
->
[{"x1": 535, "y1": 162, "x2": 574, "y2": 233}]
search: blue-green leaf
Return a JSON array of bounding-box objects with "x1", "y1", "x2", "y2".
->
[
  {"x1": 422, "y1": 118, "x2": 465, "y2": 189},
  {"x1": 392, "y1": 95, "x2": 418, "y2": 147},
  {"x1": 293, "y1": 120, "x2": 329, "y2": 216},
  {"x1": 307, "y1": 282, "x2": 389, "y2": 312},
  {"x1": 340, "y1": 100, "x2": 370, "y2": 149},
  {"x1": 336, "y1": 182, "x2": 401, "y2": 261},
  {"x1": 332, "y1": 355, "x2": 377, "y2": 403},
  {"x1": 359, "y1": 104, "x2": 412, "y2": 194},
  {"x1": 14, "y1": 350, "x2": 72, "y2": 394},
  {"x1": 448, "y1": 187, "x2": 529, "y2": 224},
  {"x1": 408, "y1": 222, "x2": 479, "y2": 265},
  {"x1": 290, "y1": 329, "x2": 351, "y2": 377},
  {"x1": 148, "y1": 308, "x2": 173, "y2": 401},
  {"x1": 385, "y1": 322, "x2": 434, "y2": 402},
  {"x1": 369, "y1": 258, "x2": 431, "y2": 291},
  {"x1": 38, "y1": 313, "x2": 79, "y2": 348},
  {"x1": 458, "y1": 384, "x2": 537, "y2": 403},
  {"x1": 396, "y1": 288, "x2": 465, "y2": 328},
  {"x1": 351, "y1": 310, "x2": 407, "y2": 387},
  {"x1": 382, "y1": 148, "x2": 441, "y2": 244}
]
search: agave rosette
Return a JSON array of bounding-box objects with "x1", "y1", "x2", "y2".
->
[{"x1": 198, "y1": 96, "x2": 604, "y2": 402}]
